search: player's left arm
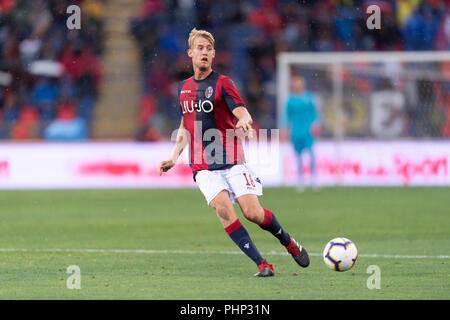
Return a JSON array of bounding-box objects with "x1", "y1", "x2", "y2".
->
[{"x1": 232, "y1": 106, "x2": 254, "y2": 136}]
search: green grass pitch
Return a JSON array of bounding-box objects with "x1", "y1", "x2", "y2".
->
[{"x1": 0, "y1": 187, "x2": 449, "y2": 299}]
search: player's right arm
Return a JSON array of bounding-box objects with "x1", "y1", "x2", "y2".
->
[{"x1": 158, "y1": 118, "x2": 189, "y2": 175}]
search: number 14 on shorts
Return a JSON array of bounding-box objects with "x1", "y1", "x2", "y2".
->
[{"x1": 243, "y1": 173, "x2": 256, "y2": 188}]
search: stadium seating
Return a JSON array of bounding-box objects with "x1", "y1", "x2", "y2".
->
[
  {"x1": 1, "y1": 0, "x2": 449, "y2": 140},
  {"x1": 0, "y1": 0, "x2": 105, "y2": 140},
  {"x1": 130, "y1": 0, "x2": 450, "y2": 141}
]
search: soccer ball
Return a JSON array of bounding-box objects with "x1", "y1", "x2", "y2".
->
[{"x1": 323, "y1": 237, "x2": 358, "y2": 272}]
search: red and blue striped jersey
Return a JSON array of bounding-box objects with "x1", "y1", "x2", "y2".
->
[{"x1": 177, "y1": 70, "x2": 246, "y2": 174}]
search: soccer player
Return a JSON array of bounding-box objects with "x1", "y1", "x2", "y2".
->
[
  {"x1": 286, "y1": 75, "x2": 320, "y2": 192},
  {"x1": 158, "y1": 28, "x2": 309, "y2": 277}
]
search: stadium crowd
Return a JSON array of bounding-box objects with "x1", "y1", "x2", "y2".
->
[
  {"x1": 0, "y1": 0, "x2": 104, "y2": 140},
  {"x1": 0, "y1": 0, "x2": 449, "y2": 141},
  {"x1": 131, "y1": 0, "x2": 450, "y2": 141}
]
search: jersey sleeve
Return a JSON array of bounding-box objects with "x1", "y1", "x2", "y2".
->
[{"x1": 221, "y1": 77, "x2": 245, "y2": 112}]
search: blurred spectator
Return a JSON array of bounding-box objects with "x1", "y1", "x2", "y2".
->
[
  {"x1": 433, "y1": 6, "x2": 450, "y2": 50},
  {"x1": 0, "y1": 0, "x2": 104, "y2": 140}
]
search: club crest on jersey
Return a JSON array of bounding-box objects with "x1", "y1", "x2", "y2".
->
[{"x1": 205, "y1": 86, "x2": 213, "y2": 99}]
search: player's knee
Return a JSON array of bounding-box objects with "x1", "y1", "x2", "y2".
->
[
  {"x1": 215, "y1": 204, "x2": 234, "y2": 224},
  {"x1": 242, "y1": 205, "x2": 264, "y2": 224}
]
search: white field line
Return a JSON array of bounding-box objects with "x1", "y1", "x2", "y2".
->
[{"x1": 0, "y1": 248, "x2": 449, "y2": 259}]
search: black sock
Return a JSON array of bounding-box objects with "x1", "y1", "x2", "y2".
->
[
  {"x1": 259, "y1": 208, "x2": 291, "y2": 247},
  {"x1": 225, "y1": 219, "x2": 264, "y2": 266}
]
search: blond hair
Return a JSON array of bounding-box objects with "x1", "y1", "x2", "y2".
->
[{"x1": 188, "y1": 28, "x2": 215, "y2": 49}]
